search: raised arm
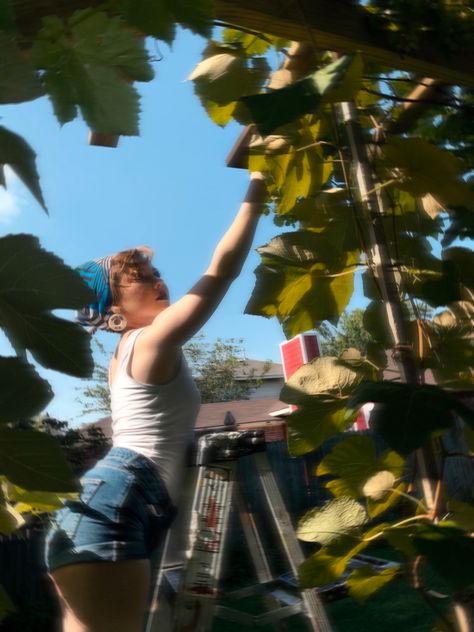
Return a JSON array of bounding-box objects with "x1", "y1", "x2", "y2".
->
[{"x1": 144, "y1": 173, "x2": 267, "y2": 348}]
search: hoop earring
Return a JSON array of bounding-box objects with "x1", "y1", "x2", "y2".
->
[{"x1": 108, "y1": 313, "x2": 127, "y2": 332}]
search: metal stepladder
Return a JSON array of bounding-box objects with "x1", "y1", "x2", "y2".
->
[{"x1": 145, "y1": 430, "x2": 333, "y2": 632}]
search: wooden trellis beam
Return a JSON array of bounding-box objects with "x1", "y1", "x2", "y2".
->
[{"x1": 214, "y1": 0, "x2": 474, "y2": 88}]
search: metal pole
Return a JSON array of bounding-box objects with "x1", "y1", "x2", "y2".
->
[{"x1": 338, "y1": 101, "x2": 438, "y2": 510}]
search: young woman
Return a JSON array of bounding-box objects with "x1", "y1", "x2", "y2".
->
[{"x1": 44, "y1": 173, "x2": 267, "y2": 632}]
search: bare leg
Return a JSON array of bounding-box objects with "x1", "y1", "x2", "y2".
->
[{"x1": 50, "y1": 559, "x2": 151, "y2": 632}]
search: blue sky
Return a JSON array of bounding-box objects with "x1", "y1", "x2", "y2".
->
[{"x1": 0, "y1": 28, "x2": 368, "y2": 426}]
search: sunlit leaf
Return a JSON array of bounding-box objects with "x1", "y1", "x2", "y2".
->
[
  {"x1": 317, "y1": 435, "x2": 379, "y2": 498},
  {"x1": 205, "y1": 100, "x2": 238, "y2": 126},
  {"x1": 0, "y1": 357, "x2": 52, "y2": 423},
  {"x1": 368, "y1": 483, "x2": 406, "y2": 519},
  {"x1": 347, "y1": 565, "x2": 398, "y2": 601},
  {"x1": 189, "y1": 43, "x2": 269, "y2": 125},
  {"x1": 246, "y1": 228, "x2": 360, "y2": 335},
  {"x1": 0, "y1": 429, "x2": 79, "y2": 493},
  {"x1": 286, "y1": 402, "x2": 356, "y2": 456},
  {"x1": 0, "y1": 501, "x2": 24, "y2": 534},
  {"x1": 242, "y1": 54, "x2": 363, "y2": 136},
  {"x1": 282, "y1": 356, "x2": 376, "y2": 406},
  {"x1": 297, "y1": 497, "x2": 368, "y2": 545},
  {"x1": 275, "y1": 149, "x2": 332, "y2": 216},
  {"x1": 299, "y1": 524, "x2": 386, "y2": 588},
  {"x1": 317, "y1": 435, "x2": 405, "y2": 499},
  {"x1": 362, "y1": 470, "x2": 395, "y2": 500},
  {"x1": 299, "y1": 549, "x2": 347, "y2": 588},
  {"x1": 8, "y1": 485, "x2": 78, "y2": 512},
  {"x1": 0, "y1": 126, "x2": 46, "y2": 211},
  {"x1": 379, "y1": 137, "x2": 474, "y2": 208}
]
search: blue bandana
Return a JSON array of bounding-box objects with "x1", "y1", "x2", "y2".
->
[{"x1": 76, "y1": 256, "x2": 113, "y2": 332}]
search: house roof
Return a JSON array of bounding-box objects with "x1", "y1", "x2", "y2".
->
[
  {"x1": 234, "y1": 359, "x2": 283, "y2": 380},
  {"x1": 91, "y1": 398, "x2": 287, "y2": 439}
]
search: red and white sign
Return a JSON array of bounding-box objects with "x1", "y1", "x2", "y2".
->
[
  {"x1": 279, "y1": 333, "x2": 321, "y2": 412},
  {"x1": 279, "y1": 332, "x2": 372, "y2": 431}
]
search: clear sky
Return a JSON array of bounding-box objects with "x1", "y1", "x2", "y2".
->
[{"x1": 0, "y1": 28, "x2": 367, "y2": 427}]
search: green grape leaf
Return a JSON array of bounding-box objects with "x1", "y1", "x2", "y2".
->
[
  {"x1": 347, "y1": 382, "x2": 474, "y2": 456},
  {"x1": 112, "y1": 0, "x2": 176, "y2": 42},
  {"x1": 385, "y1": 523, "x2": 420, "y2": 557},
  {"x1": 286, "y1": 401, "x2": 356, "y2": 456},
  {"x1": 299, "y1": 549, "x2": 347, "y2": 588},
  {"x1": 222, "y1": 28, "x2": 272, "y2": 55},
  {"x1": 246, "y1": 228, "x2": 360, "y2": 334},
  {"x1": 317, "y1": 435, "x2": 405, "y2": 499},
  {"x1": 0, "y1": 34, "x2": 44, "y2": 104},
  {"x1": 347, "y1": 565, "x2": 398, "y2": 602},
  {"x1": 297, "y1": 497, "x2": 368, "y2": 545},
  {"x1": 2, "y1": 311, "x2": 94, "y2": 378},
  {"x1": 42, "y1": 72, "x2": 77, "y2": 124},
  {"x1": 31, "y1": 10, "x2": 153, "y2": 135},
  {"x1": 408, "y1": 260, "x2": 462, "y2": 307},
  {"x1": 172, "y1": 0, "x2": 213, "y2": 37},
  {"x1": 205, "y1": 100, "x2": 238, "y2": 127},
  {"x1": 0, "y1": 233, "x2": 94, "y2": 309},
  {"x1": 379, "y1": 137, "x2": 474, "y2": 208},
  {"x1": 368, "y1": 483, "x2": 406, "y2": 519},
  {"x1": 0, "y1": 126, "x2": 47, "y2": 211},
  {"x1": 0, "y1": 357, "x2": 53, "y2": 423},
  {"x1": 0, "y1": 428, "x2": 79, "y2": 492},
  {"x1": 190, "y1": 44, "x2": 269, "y2": 125},
  {"x1": 281, "y1": 355, "x2": 376, "y2": 407},
  {"x1": 0, "y1": 234, "x2": 94, "y2": 377},
  {"x1": 299, "y1": 524, "x2": 386, "y2": 588},
  {"x1": 414, "y1": 522, "x2": 474, "y2": 591},
  {"x1": 275, "y1": 149, "x2": 333, "y2": 216},
  {"x1": 242, "y1": 54, "x2": 363, "y2": 136}
]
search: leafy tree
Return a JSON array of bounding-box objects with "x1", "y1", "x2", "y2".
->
[
  {"x1": 319, "y1": 309, "x2": 373, "y2": 357},
  {"x1": 184, "y1": 335, "x2": 271, "y2": 403}
]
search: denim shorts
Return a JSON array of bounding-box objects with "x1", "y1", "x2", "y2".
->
[{"x1": 44, "y1": 447, "x2": 177, "y2": 573}]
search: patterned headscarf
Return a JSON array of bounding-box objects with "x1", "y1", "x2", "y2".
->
[{"x1": 76, "y1": 256, "x2": 113, "y2": 333}]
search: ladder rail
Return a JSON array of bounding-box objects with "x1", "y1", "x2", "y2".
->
[
  {"x1": 253, "y1": 451, "x2": 333, "y2": 632},
  {"x1": 145, "y1": 432, "x2": 333, "y2": 632}
]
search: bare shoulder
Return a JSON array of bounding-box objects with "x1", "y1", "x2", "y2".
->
[{"x1": 130, "y1": 325, "x2": 181, "y2": 385}]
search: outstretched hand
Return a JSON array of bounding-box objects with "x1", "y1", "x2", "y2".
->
[{"x1": 245, "y1": 171, "x2": 268, "y2": 206}]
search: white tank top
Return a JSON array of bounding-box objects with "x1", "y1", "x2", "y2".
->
[{"x1": 110, "y1": 328, "x2": 201, "y2": 504}]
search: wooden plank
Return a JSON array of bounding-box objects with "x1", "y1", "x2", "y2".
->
[{"x1": 214, "y1": 0, "x2": 474, "y2": 88}]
